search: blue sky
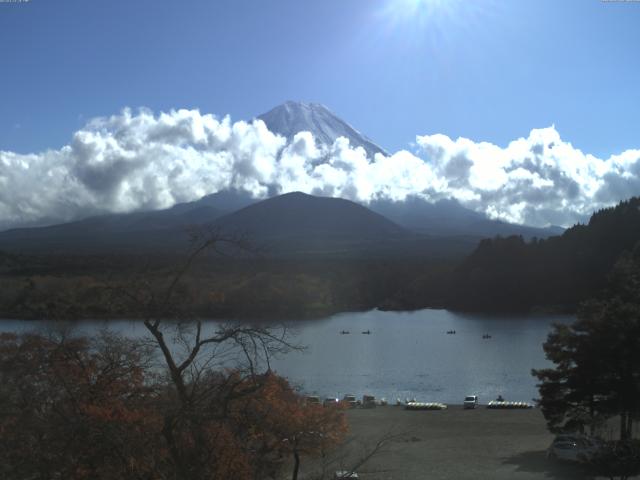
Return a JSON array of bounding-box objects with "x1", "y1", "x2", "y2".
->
[
  {"x1": 0, "y1": 0, "x2": 639, "y2": 229},
  {"x1": 1, "y1": 0, "x2": 639, "y2": 156}
]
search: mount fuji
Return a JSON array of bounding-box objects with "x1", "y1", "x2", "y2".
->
[
  {"x1": 0, "y1": 101, "x2": 563, "y2": 254},
  {"x1": 258, "y1": 101, "x2": 388, "y2": 159}
]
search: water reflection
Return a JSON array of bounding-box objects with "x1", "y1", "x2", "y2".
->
[{"x1": 0, "y1": 309, "x2": 572, "y2": 404}]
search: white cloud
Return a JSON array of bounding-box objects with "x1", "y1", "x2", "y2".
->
[
  {"x1": 0, "y1": 108, "x2": 639, "y2": 230},
  {"x1": 415, "y1": 126, "x2": 640, "y2": 226}
]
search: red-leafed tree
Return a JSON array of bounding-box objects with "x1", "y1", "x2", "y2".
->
[
  {"x1": 0, "y1": 331, "x2": 161, "y2": 480},
  {"x1": 0, "y1": 229, "x2": 350, "y2": 480},
  {"x1": 229, "y1": 372, "x2": 349, "y2": 479},
  {"x1": 0, "y1": 330, "x2": 349, "y2": 480}
]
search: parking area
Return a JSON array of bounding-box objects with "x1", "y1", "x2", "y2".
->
[{"x1": 300, "y1": 406, "x2": 593, "y2": 480}]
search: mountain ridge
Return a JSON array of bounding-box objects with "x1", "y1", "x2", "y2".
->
[
  {"x1": 0, "y1": 101, "x2": 564, "y2": 253},
  {"x1": 214, "y1": 191, "x2": 407, "y2": 241},
  {"x1": 367, "y1": 196, "x2": 563, "y2": 240}
]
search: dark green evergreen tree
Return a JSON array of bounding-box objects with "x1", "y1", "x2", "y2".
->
[
  {"x1": 533, "y1": 244, "x2": 640, "y2": 440},
  {"x1": 450, "y1": 197, "x2": 640, "y2": 312},
  {"x1": 586, "y1": 440, "x2": 640, "y2": 480}
]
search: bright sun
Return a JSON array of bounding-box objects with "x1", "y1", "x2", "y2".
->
[
  {"x1": 383, "y1": 0, "x2": 461, "y2": 26},
  {"x1": 397, "y1": 0, "x2": 452, "y2": 14}
]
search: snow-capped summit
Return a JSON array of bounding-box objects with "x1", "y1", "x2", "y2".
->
[{"x1": 257, "y1": 101, "x2": 388, "y2": 158}]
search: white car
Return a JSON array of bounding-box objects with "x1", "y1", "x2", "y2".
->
[
  {"x1": 463, "y1": 395, "x2": 478, "y2": 409},
  {"x1": 547, "y1": 435, "x2": 602, "y2": 462},
  {"x1": 342, "y1": 394, "x2": 358, "y2": 408}
]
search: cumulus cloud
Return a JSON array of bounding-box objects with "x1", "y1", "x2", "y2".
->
[
  {"x1": 0, "y1": 108, "x2": 639, "y2": 230},
  {"x1": 0, "y1": 109, "x2": 286, "y2": 229},
  {"x1": 415, "y1": 127, "x2": 640, "y2": 226}
]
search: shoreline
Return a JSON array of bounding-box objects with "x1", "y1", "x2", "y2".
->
[{"x1": 0, "y1": 305, "x2": 575, "y2": 323}]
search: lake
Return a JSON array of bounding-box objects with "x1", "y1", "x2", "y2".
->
[{"x1": 0, "y1": 308, "x2": 571, "y2": 404}]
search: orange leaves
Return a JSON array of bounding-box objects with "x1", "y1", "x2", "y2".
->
[
  {"x1": 80, "y1": 402, "x2": 149, "y2": 424},
  {"x1": 231, "y1": 372, "x2": 349, "y2": 457},
  {"x1": 207, "y1": 423, "x2": 254, "y2": 479},
  {"x1": 0, "y1": 333, "x2": 348, "y2": 480},
  {"x1": 0, "y1": 332, "x2": 162, "y2": 480}
]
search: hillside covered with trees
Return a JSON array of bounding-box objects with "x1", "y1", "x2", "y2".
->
[
  {"x1": 2, "y1": 197, "x2": 640, "y2": 319},
  {"x1": 448, "y1": 197, "x2": 640, "y2": 312}
]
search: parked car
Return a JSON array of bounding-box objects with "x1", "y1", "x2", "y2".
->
[
  {"x1": 547, "y1": 435, "x2": 603, "y2": 462},
  {"x1": 306, "y1": 395, "x2": 321, "y2": 405},
  {"x1": 463, "y1": 395, "x2": 478, "y2": 409},
  {"x1": 362, "y1": 395, "x2": 376, "y2": 408},
  {"x1": 323, "y1": 397, "x2": 339, "y2": 407},
  {"x1": 342, "y1": 394, "x2": 358, "y2": 408}
]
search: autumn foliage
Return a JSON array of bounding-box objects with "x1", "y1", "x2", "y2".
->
[{"x1": 0, "y1": 331, "x2": 347, "y2": 480}]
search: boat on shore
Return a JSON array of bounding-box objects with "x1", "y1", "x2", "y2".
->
[
  {"x1": 487, "y1": 400, "x2": 533, "y2": 409},
  {"x1": 405, "y1": 402, "x2": 447, "y2": 411}
]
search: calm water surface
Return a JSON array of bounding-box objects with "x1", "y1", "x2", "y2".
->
[{"x1": 0, "y1": 309, "x2": 572, "y2": 404}]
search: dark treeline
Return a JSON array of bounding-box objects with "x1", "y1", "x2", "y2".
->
[
  {"x1": 448, "y1": 197, "x2": 640, "y2": 312},
  {"x1": 4, "y1": 197, "x2": 640, "y2": 319},
  {"x1": 0, "y1": 250, "x2": 454, "y2": 320}
]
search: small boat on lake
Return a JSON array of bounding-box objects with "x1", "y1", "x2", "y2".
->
[
  {"x1": 361, "y1": 330, "x2": 371, "y2": 335},
  {"x1": 340, "y1": 330, "x2": 350, "y2": 335}
]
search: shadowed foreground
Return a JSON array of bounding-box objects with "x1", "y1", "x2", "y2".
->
[{"x1": 300, "y1": 406, "x2": 610, "y2": 480}]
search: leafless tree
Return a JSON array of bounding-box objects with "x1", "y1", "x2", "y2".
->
[{"x1": 111, "y1": 225, "x2": 303, "y2": 479}]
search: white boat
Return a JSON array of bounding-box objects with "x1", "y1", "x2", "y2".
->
[
  {"x1": 487, "y1": 400, "x2": 533, "y2": 409},
  {"x1": 405, "y1": 402, "x2": 447, "y2": 411}
]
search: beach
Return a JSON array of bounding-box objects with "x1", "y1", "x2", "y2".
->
[{"x1": 301, "y1": 405, "x2": 593, "y2": 480}]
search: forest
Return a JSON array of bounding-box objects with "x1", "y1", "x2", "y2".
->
[
  {"x1": 0, "y1": 251, "x2": 452, "y2": 320},
  {"x1": 1, "y1": 197, "x2": 640, "y2": 319},
  {"x1": 448, "y1": 197, "x2": 640, "y2": 312}
]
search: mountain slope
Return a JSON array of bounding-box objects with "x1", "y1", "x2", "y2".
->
[
  {"x1": 258, "y1": 102, "x2": 561, "y2": 239},
  {"x1": 0, "y1": 189, "x2": 261, "y2": 254},
  {"x1": 215, "y1": 191, "x2": 406, "y2": 241},
  {"x1": 0, "y1": 192, "x2": 416, "y2": 256},
  {"x1": 0, "y1": 190, "x2": 479, "y2": 258},
  {"x1": 368, "y1": 197, "x2": 563, "y2": 240},
  {"x1": 0, "y1": 203, "x2": 225, "y2": 254},
  {"x1": 0, "y1": 101, "x2": 565, "y2": 254},
  {"x1": 212, "y1": 192, "x2": 483, "y2": 258},
  {"x1": 258, "y1": 101, "x2": 387, "y2": 158}
]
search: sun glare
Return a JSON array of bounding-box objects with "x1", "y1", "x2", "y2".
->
[
  {"x1": 387, "y1": 0, "x2": 458, "y2": 20},
  {"x1": 377, "y1": 0, "x2": 466, "y2": 37},
  {"x1": 405, "y1": 0, "x2": 449, "y2": 12},
  {"x1": 372, "y1": 0, "x2": 495, "y2": 52},
  {"x1": 373, "y1": 0, "x2": 465, "y2": 50}
]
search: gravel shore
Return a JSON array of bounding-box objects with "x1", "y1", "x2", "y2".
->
[{"x1": 301, "y1": 405, "x2": 593, "y2": 480}]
